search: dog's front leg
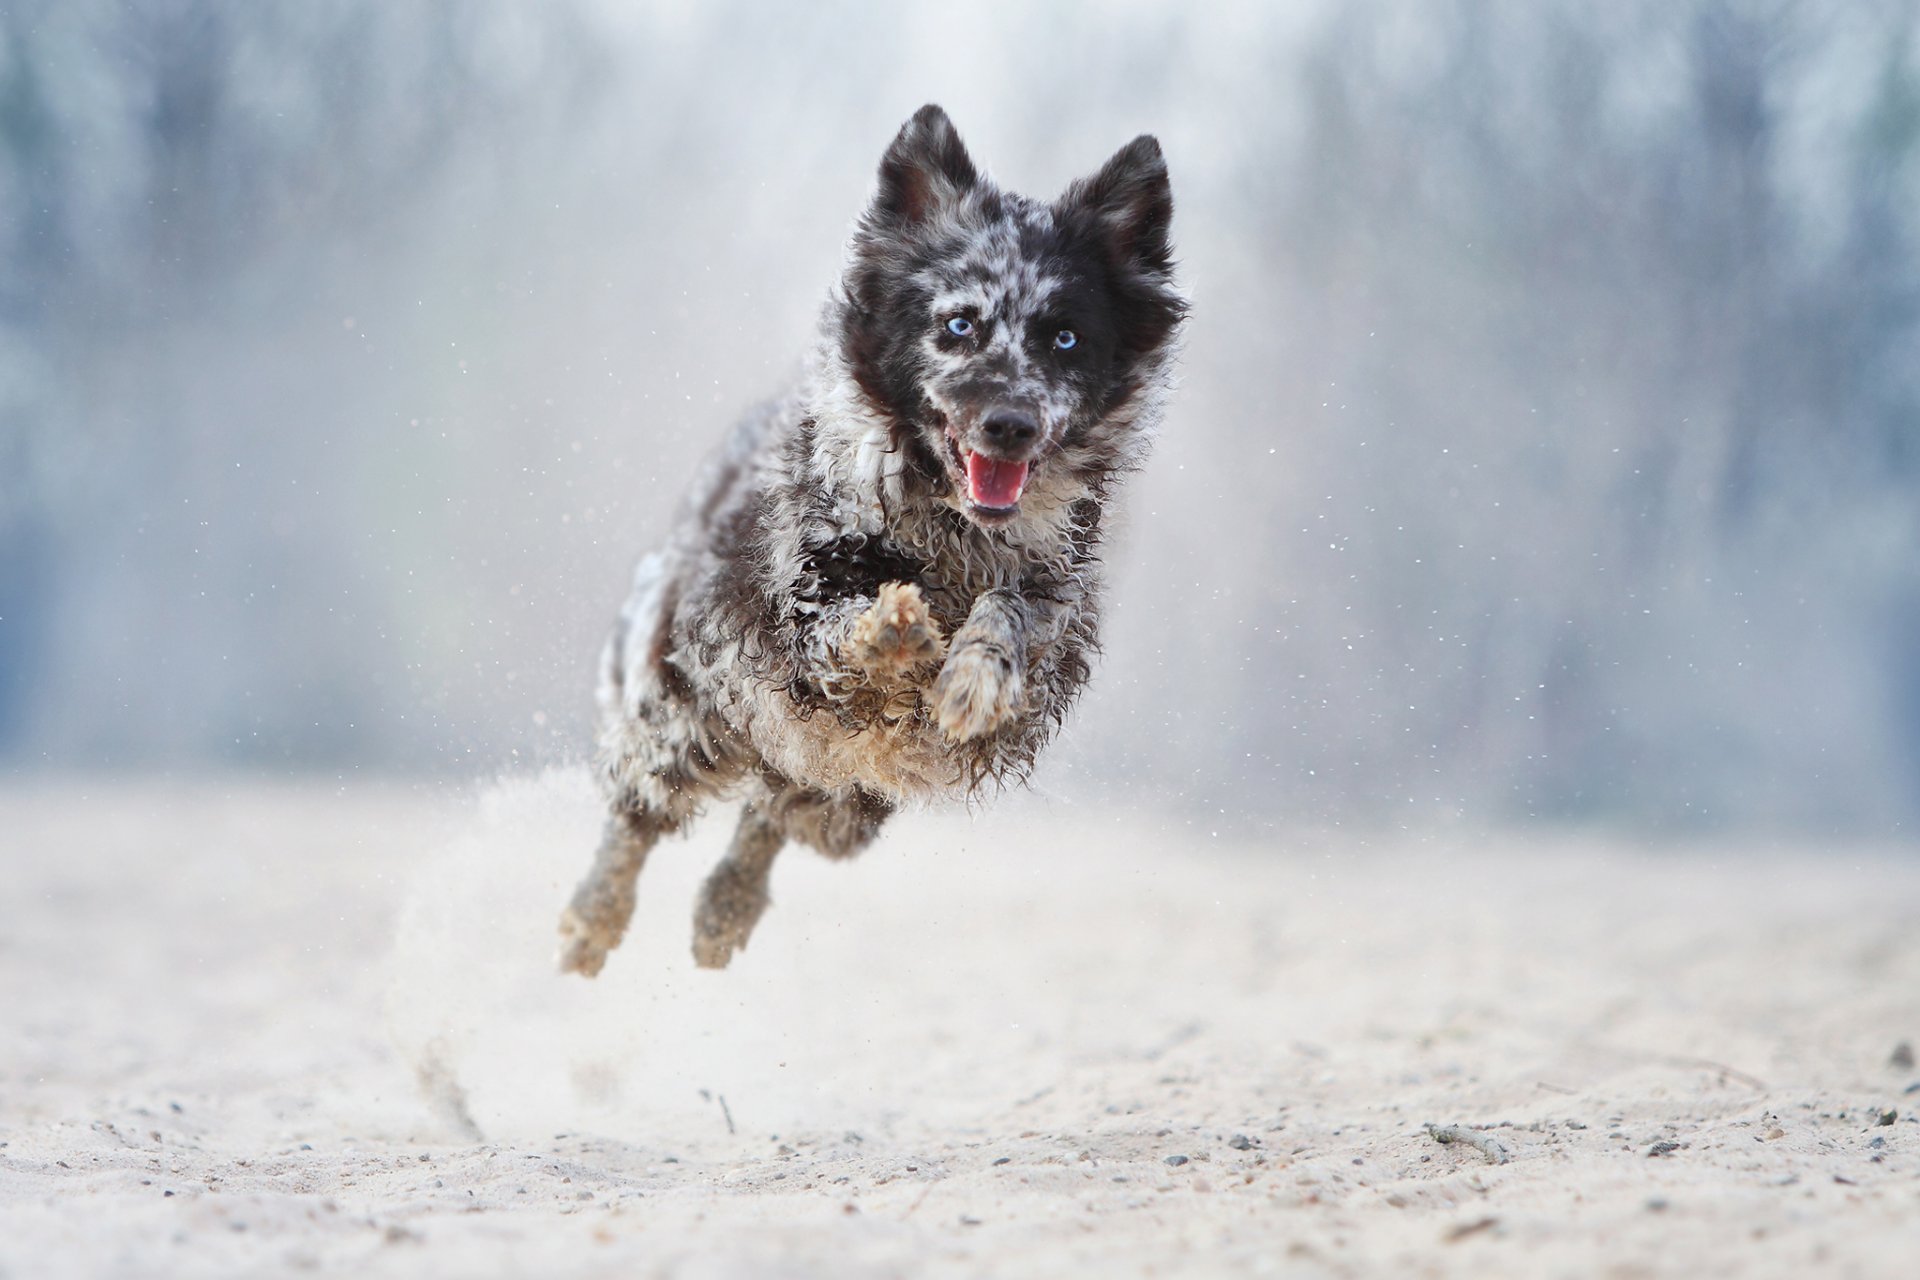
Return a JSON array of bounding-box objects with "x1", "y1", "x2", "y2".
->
[{"x1": 933, "y1": 589, "x2": 1052, "y2": 742}]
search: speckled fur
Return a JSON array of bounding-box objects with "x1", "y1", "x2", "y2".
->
[{"x1": 559, "y1": 105, "x2": 1184, "y2": 975}]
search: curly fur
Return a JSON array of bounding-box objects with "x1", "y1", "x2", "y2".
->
[{"x1": 558, "y1": 105, "x2": 1185, "y2": 974}]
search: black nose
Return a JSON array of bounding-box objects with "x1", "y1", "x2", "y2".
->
[{"x1": 980, "y1": 410, "x2": 1039, "y2": 454}]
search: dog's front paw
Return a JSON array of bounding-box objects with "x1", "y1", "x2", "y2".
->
[
  {"x1": 932, "y1": 641, "x2": 1024, "y2": 742},
  {"x1": 843, "y1": 582, "x2": 945, "y2": 675}
]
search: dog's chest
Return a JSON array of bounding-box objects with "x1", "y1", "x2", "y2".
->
[{"x1": 804, "y1": 533, "x2": 987, "y2": 631}]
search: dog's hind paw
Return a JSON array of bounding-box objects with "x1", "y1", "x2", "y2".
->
[
  {"x1": 933, "y1": 641, "x2": 1024, "y2": 742},
  {"x1": 557, "y1": 907, "x2": 616, "y2": 978},
  {"x1": 690, "y1": 864, "x2": 770, "y2": 970},
  {"x1": 844, "y1": 581, "x2": 946, "y2": 675}
]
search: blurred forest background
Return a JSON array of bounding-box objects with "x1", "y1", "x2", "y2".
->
[{"x1": 3, "y1": 0, "x2": 1917, "y2": 832}]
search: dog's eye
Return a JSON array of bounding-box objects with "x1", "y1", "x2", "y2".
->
[
  {"x1": 945, "y1": 316, "x2": 974, "y2": 338},
  {"x1": 1054, "y1": 329, "x2": 1078, "y2": 351}
]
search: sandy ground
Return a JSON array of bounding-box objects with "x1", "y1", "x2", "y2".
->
[{"x1": 2, "y1": 771, "x2": 1918, "y2": 1279}]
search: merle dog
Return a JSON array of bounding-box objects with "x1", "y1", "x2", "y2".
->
[{"x1": 559, "y1": 105, "x2": 1184, "y2": 975}]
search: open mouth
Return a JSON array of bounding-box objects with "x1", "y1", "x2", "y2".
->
[
  {"x1": 964, "y1": 450, "x2": 1030, "y2": 510},
  {"x1": 946, "y1": 431, "x2": 1031, "y2": 513}
]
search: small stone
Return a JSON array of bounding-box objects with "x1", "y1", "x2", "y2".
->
[
  {"x1": 1227, "y1": 1134, "x2": 1255, "y2": 1151},
  {"x1": 1164, "y1": 1155, "x2": 1189, "y2": 1167},
  {"x1": 1891, "y1": 1042, "x2": 1915, "y2": 1071},
  {"x1": 1443, "y1": 1217, "x2": 1498, "y2": 1242},
  {"x1": 1646, "y1": 1141, "x2": 1682, "y2": 1158},
  {"x1": 1646, "y1": 1197, "x2": 1669, "y2": 1212},
  {"x1": 1878, "y1": 1109, "x2": 1898, "y2": 1126},
  {"x1": 992, "y1": 1157, "x2": 1011, "y2": 1166}
]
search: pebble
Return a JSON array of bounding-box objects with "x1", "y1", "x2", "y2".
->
[
  {"x1": 1164, "y1": 1155, "x2": 1189, "y2": 1167},
  {"x1": 1227, "y1": 1134, "x2": 1255, "y2": 1151}
]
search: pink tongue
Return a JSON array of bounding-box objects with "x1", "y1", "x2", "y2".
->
[{"x1": 965, "y1": 452, "x2": 1030, "y2": 509}]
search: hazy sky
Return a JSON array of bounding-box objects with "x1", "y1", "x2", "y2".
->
[{"x1": 5, "y1": 1, "x2": 1916, "y2": 832}]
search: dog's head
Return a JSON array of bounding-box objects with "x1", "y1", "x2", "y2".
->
[{"x1": 839, "y1": 105, "x2": 1185, "y2": 531}]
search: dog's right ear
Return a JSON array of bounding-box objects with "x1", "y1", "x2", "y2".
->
[{"x1": 869, "y1": 105, "x2": 978, "y2": 227}]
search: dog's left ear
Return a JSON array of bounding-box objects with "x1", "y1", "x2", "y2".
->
[
  {"x1": 1059, "y1": 135, "x2": 1174, "y2": 276},
  {"x1": 870, "y1": 104, "x2": 979, "y2": 228}
]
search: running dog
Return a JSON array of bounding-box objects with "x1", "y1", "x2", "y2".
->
[{"x1": 559, "y1": 104, "x2": 1184, "y2": 974}]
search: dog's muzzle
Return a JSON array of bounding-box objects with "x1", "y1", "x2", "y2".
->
[{"x1": 959, "y1": 408, "x2": 1041, "y2": 510}]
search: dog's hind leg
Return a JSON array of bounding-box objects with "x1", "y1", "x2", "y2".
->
[
  {"x1": 691, "y1": 804, "x2": 785, "y2": 970},
  {"x1": 558, "y1": 804, "x2": 677, "y2": 977},
  {"x1": 771, "y1": 784, "x2": 894, "y2": 861},
  {"x1": 689, "y1": 783, "x2": 894, "y2": 969}
]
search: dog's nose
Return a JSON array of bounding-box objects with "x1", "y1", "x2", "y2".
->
[{"x1": 980, "y1": 409, "x2": 1039, "y2": 455}]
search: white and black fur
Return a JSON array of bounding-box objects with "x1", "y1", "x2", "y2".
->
[{"x1": 559, "y1": 105, "x2": 1184, "y2": 974}]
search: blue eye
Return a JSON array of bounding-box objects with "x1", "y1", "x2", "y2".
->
[
  {"x1": 1054, "y1": 329, "x2": 1078, "y2": 350},
  {"x1": 945, "y1": 316, "x2": 974, "y2": 338}
]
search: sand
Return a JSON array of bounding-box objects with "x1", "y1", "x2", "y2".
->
[{"x1": 2, "y1": 771, "x2": 1917, "y2": 1278}]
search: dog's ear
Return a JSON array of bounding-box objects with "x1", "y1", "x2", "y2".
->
[
  {"x1": 870, "y1": 104, "x2": 978, "y2": 227},
  {"x1": 1059, "y1": 135, "x2": 1174, "y2": 276}
]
